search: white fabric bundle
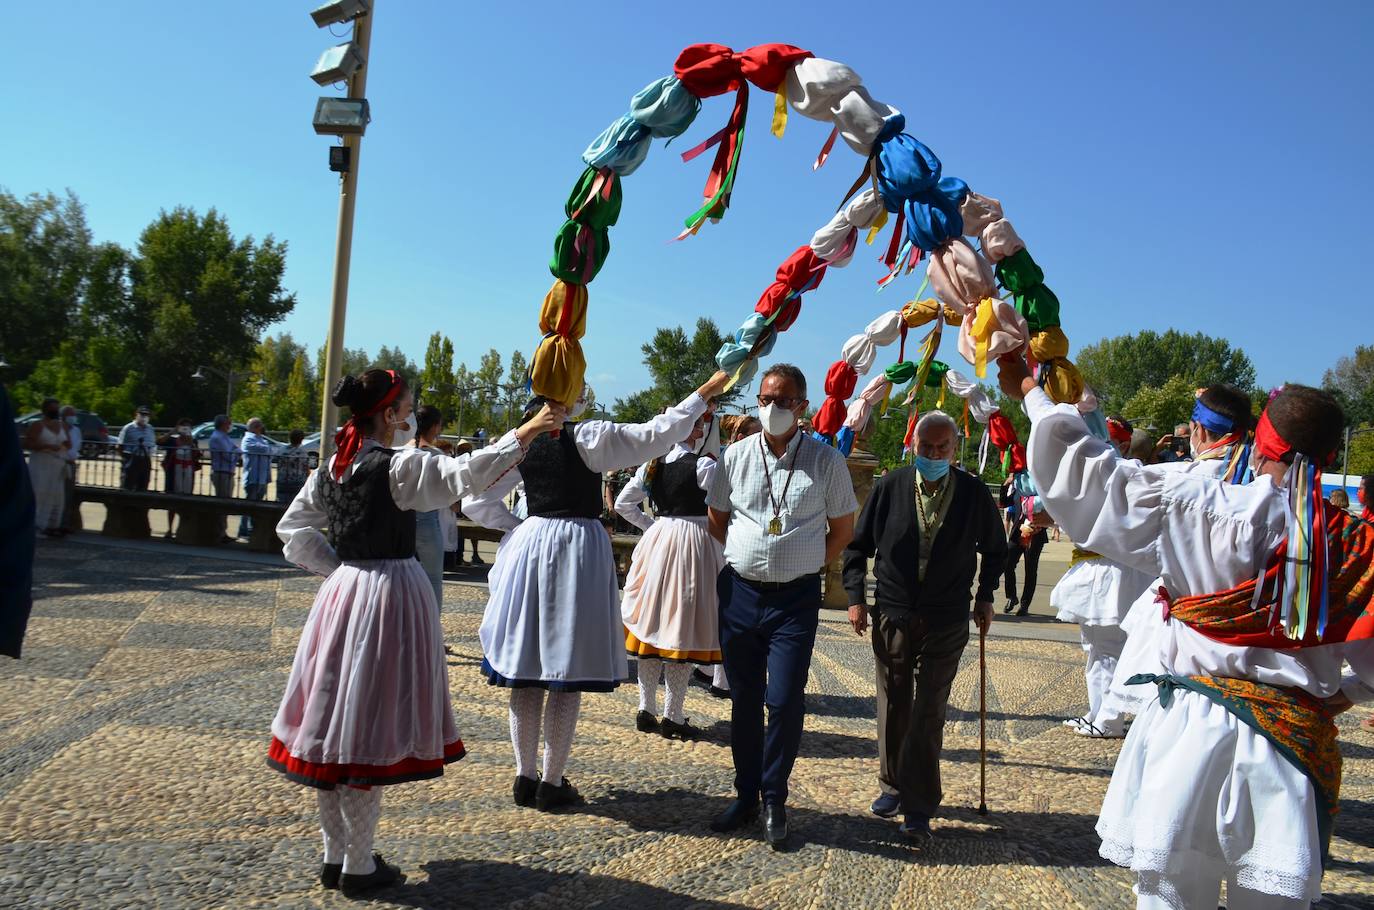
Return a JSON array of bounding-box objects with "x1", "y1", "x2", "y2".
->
[
  {"x1": 839, "y1": 310, "x2": 903, "y2": 375},
  {"x1": 809, "y1": 188, "x2": 885, "y2": 266},
  {"x1": 831, "y1": 86, "x2": 900, "y2": 154},
  {"x1": 785, "y1": 57, "x2": 862, "y2": 120},
  {"x1": 926, "y1": 238, "x2": 995, "y2": 316},
  {"x1": 944, "y1": 370, "x2": 1000, "y2": 424},
  {"x1": 842, "y1": 373, "x2": 893, "y2": 433}
]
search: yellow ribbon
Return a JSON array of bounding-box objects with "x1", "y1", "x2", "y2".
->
[
  {"x1": 771, "y1": 85, "x2": 788, "y2": 139},
  {"x1": 878, "y1": 380, "x2": 893, "y2": 416},
  {"x1": 1070, "y1": 547, "x2": 1102, "y2": 567},
  {"x1": 969, "y1": 297, "x2": 999, "y2": 378},
  {"x1": 865, "y1": 209, "x2": 889, "y2": 245}
]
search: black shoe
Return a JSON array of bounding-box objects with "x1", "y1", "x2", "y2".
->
[
  {"x1": 470, "y1": 554, "x2": 485, "y2": 566},
  {"x1": 709, "y1": 798, "x2": 760, "y2": 833},
  {"x1": 899, "y1": 814, "x2": 933, "y2": 841},
  {"x1": 513, "y1": 774, "x2": 539, "y2": 808},
  {"x1": 1002, "y1": 599, "x2": 1018, "y2": 614},
  {"x1": 764, "y1": 803, "x2": 788, "y2": 850},
  {"x1": 692, "y1": 667, "x2": 713, "y2": 685},
  {"x1": 535, "y1": 777, "x2": 581, "y2": 812},
  {"x1": 707, "y1": 685, "x2": 730, "y2": 700},
  {"x1": 339, "y1": 854, "x2": 404, "y2": 897},
  {"x1": 320, "y1": 862, "x2": 342, "y2": 890},
  {"x1": 1015, "y1": 606, "x2": 1030, "y2": 617},
  {"x1": 635, "y1": 710, "x2": 659, "y2": 733},
  {"x1": 870, "y1": 792, "x2": 901, "y2": 819},
  {"x1": 659, "y1": 717, "x2": 697, "y2": 741}
]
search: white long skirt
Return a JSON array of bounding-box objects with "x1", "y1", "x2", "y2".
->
[
  {"x1": 479, "y1": 515, "x2": 625, "y2": 691},
  {"x1": 621, "y1": 515, "x2": 726, "y2": 663},
  {"x1": 268, "y1": 558, "x2": 463, "y2": 788},
  {"x1": 1096, "y1": 688, "x2": 1322, "y2": 902},
  {"x1": 29, "y1": 452, "x2": 65, "y2": 531}
]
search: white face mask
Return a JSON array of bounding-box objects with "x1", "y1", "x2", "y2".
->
[
  {"x1": 569, "y1": 397, "x2": 588, "y2": 420},
  {"x1": 389, "y1": 416, "x2": 416, "y2": 448},
  {"x1": 758, "y1": 403, "x2": 798, "y2": 437},
  {"x1": 176, "y1": 426, "x2": 190, "y2": 435}
]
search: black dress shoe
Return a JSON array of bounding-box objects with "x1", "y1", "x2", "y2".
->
[
  {"x1": 764, "y1": 803, "x2": 788, "y2": 849},
  {"x1": 658, "y1": 717, "x2": 697, "y2": 740},
  {"x1": 535, "y1": 777, "x2": 581, "y2": 812},
  {"x1": 709, "y1": 798, "x2": 760, "y2": 833},
  {"x1": 339, "y1": 854, "x2": 404, "y2": 897},
  {"x1": 1002, "y1": 599, "x2": 1018, "y2": 614},
  {"x1": 707, "y1": 685, "x2": 731, "y2": 700},
  {"x1": 320, "y1": 862, "x2": 342, "y2": 890},
  {"x1": 512, "y1": 774, "x2": 539, "y2": 808},
  {"x1": 692, "y1": 667, "x2": 713, "y2": 685},
  {"x1": 899, "y1": 814, "x2": 933, "y2": 840},
  {"x1": 1015, "y1": 606, "x2": 1030, "y2": 617},
  {"x1": 635, "y1": 709, "x2": 659, "y2": 733}
]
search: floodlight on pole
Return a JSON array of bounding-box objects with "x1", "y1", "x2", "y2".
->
[
  {"x1": 311, "y1": 42, "x2": 365, "y2": 85},
  {"x1": 312, "y1": 98, "x2": 370, "y2": 136},
  {"x1": 310, "y1": 0, "x2": 369, "y2": 27}
]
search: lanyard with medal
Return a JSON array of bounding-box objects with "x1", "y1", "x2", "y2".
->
[{"x1": 760, "y1": 432, "x2": 802, "y2": 536}]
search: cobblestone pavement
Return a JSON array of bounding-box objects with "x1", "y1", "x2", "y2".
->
[{"x1": 3, "y1": 538, "x2": 1372, "y2": 909}]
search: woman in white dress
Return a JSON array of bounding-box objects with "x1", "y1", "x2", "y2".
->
[
  {"x1": 268, "y1": 368, "x2": 561, "y2": 897},
  {"x1": 22, "y1": 398, "x2": 69, "y2": 537},
  {"x1": 464, "y1": 371, "x2": 728, "y2": 812},
  {"x1": 615, "y1": 409, "x2": 724, "y2": 739}
]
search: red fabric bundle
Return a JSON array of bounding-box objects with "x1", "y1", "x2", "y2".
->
[
  {"x1": 1009, "y1": 443, "x2": 1027, "y2": 474},
  {"x1": 754, "y1": 246, "x2": 827, "y2": 332},
  {"x1": 673, "y1": 43, "x2": 814, "y2": 97},
  {"x1": 987, "y1": 411, "x2": 1019, "y2": 452},
  {"x1": 812, "y1": 361, "x2": 858, "y2": 437}
]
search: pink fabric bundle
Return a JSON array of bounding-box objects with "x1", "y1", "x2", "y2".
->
[
  {"x1": 926, "y1": 238, "x2": 995, "y2": 316},
  {"x1": 842, "y1": 373, "x2": 894, "y2": 434},
  {"x1": 957, "y1": 298, "x2": 1029, "y2": 375},
  {"x1": 958, "y1": 192, "x2": 1025, "y2": 263}
]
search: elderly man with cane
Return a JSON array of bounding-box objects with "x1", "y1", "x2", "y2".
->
[{"x1": 843, "y1": 411, "x2": 1005, "y2": 839}]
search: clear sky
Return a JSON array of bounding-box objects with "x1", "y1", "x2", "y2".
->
[{"x1": 4, "y1": 1, "x2": 1371, "y2": 407}]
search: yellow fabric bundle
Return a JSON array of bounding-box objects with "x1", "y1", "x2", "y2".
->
[
  {"x1": 901, "y1": 298, "x2": 962, "y2": 328},
  {"x1": 1041, "y1": 357, "x2": 1084, "y2": 405},
  {"x1": 1029, "y1": 327, "x2": 1069, "y2": 362},
  {"x1": 530, "y1": 279, "x2": 589, "y2": 406}
]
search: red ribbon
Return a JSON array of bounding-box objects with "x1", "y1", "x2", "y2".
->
[{"x1": 332, "y1": 370, "x2": 402, "y2": 480}]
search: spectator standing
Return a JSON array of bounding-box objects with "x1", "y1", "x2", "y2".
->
[
  {"x1": 1328, "y1": 489, "x2": 1350, "y2": 512},
  {"x1": 59, "y1": 405, "x2": 82, "y2": 532},
  {"x1": 238, "y1": 418, "x2": 273, "y2": 539},
  {"x1": 475, "y1": 427, "x2": 488, "y2": 449},
  {"x1": 276, "y1": 430, "x2": 310, "y2": 504},
  {"x1": 23, "y1": 398, "x2": 69, "y2": 537},
  {"x1": 1155, "y1": 422, "x2": 1192, "y2": 463},
  {"x1": 209, "y1": 415, "x2": 238, "y2": 542},
  {"x1": 157, "y1": 419, "x2": 200, "y2": 539},
  {"x1": 117, "y1": 405, "x2": 155, "y2": 491}
]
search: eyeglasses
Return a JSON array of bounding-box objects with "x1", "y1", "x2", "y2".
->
[{"x1": 758, "y1": 395, "x2": 802, "y2": 410}]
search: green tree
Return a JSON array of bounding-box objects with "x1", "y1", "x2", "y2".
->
[
  {"x1": 131, "y1": 207, "x2": 295, "y2": 421},
  {"x1": 1075, "y1": 329, "x2": 1256, "y2": 413},
  {"x1": 500, "y1": 349, "x2": 529, "y2": 431},
  {"x1": 372, "y1": 344, "x2": 418, "y2": 379},
  {"x1": 471, "y1": 349, "x2": 505, "y2": 432},
  {"x1": 451, "y1": 362, "x2": 476, "y2": 435},
  {"x1": 1120, "y1": 374, "x2": 1198, "y2": 435},
  {"x1": 613, "y1": 318, "x2": 732, "y2": 421},
  {"x1": 1323, "y1": 344, "x2": 1374, "y2": 428},
  {"x1": 283, "y1": 352, "x2": 316, "y2": 429},
  {"x1": 417, "y1": 333, "x2": 457, "y2": 427},
  {"x1": 231, "y1": 333, "x2": 314, "y2": 429}
]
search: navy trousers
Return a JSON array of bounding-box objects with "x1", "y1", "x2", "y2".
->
[{"x1": 717, "y1": 567, "x2": 821, "y2": 807}]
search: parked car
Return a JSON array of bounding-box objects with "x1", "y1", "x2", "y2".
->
[
  {"x1": 15, "y1": 409, "x2": 112, "y2": 458},
  {"x1": 190, "y1": 422, "x2": 287, "y2": 456}
]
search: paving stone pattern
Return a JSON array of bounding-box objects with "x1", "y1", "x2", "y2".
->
[{"x1": 2, "y1": 539, "x2": 1372, "y2": 909}]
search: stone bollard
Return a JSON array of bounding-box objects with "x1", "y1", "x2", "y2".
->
[{"x1": 822, "y1": 446, "x2": 880, "y2": 608}]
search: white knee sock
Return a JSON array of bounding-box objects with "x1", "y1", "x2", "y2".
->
[
  {"x1": 317, "y1": 789, "x2": 346, "y2": 865},
  {"x1": 662, "y1": 662, "x2": 693, "y2": 724},
  {"x1": 338, "y1": 786, "x2": 383, "y2": 875},
  {"x1": 509, "y1": 687, "x2": 545, "y2": 780},
  {"x1": 541, "y1": 690, "x2": 581, "y2": 784},
  {"x1": 637, "y1": 658, "x2": 662, "y2": 713},
  {"x1": 712, "y1": 663, "x2": 729, "y2": 691}
]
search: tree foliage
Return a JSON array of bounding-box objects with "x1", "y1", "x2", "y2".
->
[
  {"x1": 1120, "y1": 375, "x2": 1198, "y2": 434},
  {"x1": 1323, "y1": 344, "x2": 1374, "y2": 428},
  {"x1": 1075, "y1": 329, "x2": 1256, "y2": 413},
  {"x1": 613, "y1": 318, "x2": 733, "y2": 422}
]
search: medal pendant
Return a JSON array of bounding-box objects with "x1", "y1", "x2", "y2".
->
[{"x1": 768, "y1": 517, "x2": 782, "y2": 536}]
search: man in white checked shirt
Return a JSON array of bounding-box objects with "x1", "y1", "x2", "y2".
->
[{"x1": 706, "y1": 364, "x2": 858, "y2": 849}]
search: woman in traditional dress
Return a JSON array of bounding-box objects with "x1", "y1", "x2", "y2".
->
[
  {"x1": 464, "y1": 372, "x2": 728, "y2": 812},
  {"x1": 615, "y1": 407, "x2": 724, "y2": 739},
  {"x1": 267, "y1": 368, "x2": 561, "y2": 896}
]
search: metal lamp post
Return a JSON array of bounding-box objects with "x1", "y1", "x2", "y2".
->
[{"x1": 192, "y1": 366, "x2": 267, "y2": 416}]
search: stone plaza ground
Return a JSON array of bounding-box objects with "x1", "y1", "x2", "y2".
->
[{"x1": 3, "y1": 536, "x2": 1373, "y2": 909}]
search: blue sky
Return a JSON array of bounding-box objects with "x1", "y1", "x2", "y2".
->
[{"x1": 4, "y1": 1, "x2": 1371, "y2": 406}]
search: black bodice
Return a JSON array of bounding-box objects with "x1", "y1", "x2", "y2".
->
[
  {"x1": 648, "y1": 454, "x2": 709, "y2": 517},
  {"x1": 518, "y1": 425, "x2": 603, "y2": 519},
  {"x1": 319, "y1": 448, "x2": 416, "y2": 560}
]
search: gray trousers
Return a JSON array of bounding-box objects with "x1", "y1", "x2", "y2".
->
[
  {"x1": 872, "y1": 608, "x2": 969, "y2": 818},
  {"x1": 211, "y1": 472, "x2": 234, "y2": 535}
]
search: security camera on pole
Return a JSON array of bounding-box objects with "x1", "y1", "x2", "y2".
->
[{"x1": 309, "y1": 0, "x2": 374, "y2": 461}]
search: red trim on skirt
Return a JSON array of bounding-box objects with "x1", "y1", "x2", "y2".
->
[{"x1": 266, "y1": 736, "x2": 466, "y2": 790}]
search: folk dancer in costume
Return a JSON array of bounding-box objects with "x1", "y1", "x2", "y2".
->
[
  {"x1": 268, "y1": 369, "x2": 562, "y2": 897},
  {"x1": 1052, "y1": 415, "x2": 1155, "y2": 738},
  {"x1": 1103, "y1": 384, "x2": 1256, "y2": 724},
  {"x1": 1001, "y1": 356, "x2": 1374, "y2": 910},
  {"x1": 616, "y1": 405, "x2": 724, "y2": 740},
  {"x1": 464, "y1": 371, "x2": 730, "y2": 813}
]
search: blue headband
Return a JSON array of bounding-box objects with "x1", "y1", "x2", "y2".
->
[{"x1": 1192, "y1": 399, "x2": 1233, "y2": 435}]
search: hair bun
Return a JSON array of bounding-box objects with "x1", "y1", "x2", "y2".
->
[{"x1": 331, "y1": 374, "x2": 361, "y2": 408}]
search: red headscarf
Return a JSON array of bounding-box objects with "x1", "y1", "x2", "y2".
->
[{"x1": 332, "y1": 370, "x2": 403, "y2": 479}]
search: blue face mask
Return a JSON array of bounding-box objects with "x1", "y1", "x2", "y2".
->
[{"x1": 914, "y1": 455, "x2": 950, "y2": 481}]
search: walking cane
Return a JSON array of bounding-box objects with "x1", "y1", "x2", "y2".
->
[{"x1": 978, "y1": 625, "x2": 988, "y2": 816}]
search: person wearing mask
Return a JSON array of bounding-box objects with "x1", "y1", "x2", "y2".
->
[
  {"x1": 23, "y1": 398, "x2": 69, "y2": 537},
  {"x1": 1359, "y1": 474, "x2": 1374, "y2": 523},
  {"x1": 705, "y1": 364, "x2": 858, "y2": 849},
  {"x1": 208, "y1": 415, "x2": 238, "y2": 543},
  {"x1": 464, "y1": 374, "x2": 727, "y2": 814},
  {"x1": 276, "y1": 430, "x2": 310, "y2": 504},
  {"x1": 842, "y1": 410, "x2": 1004, "y2": 839},
  {"x1": 238, "y1": 418, "x2": 273, "y2": 539},
  {"x1": 269, "y1": 368, "x2": 562, "y2": 896},
  {"x1": 59, "y1": 406, "x2": 82, "y2": 533},
  {"x1": 157, "y1": 419, "x2": 200, "y2": 539},
  {"x1": 117, "y1": 405, "x2": 156, "y2": 491},
  {"x1": 408, "y1": 405, "x2": 447, "y2": 613}
]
